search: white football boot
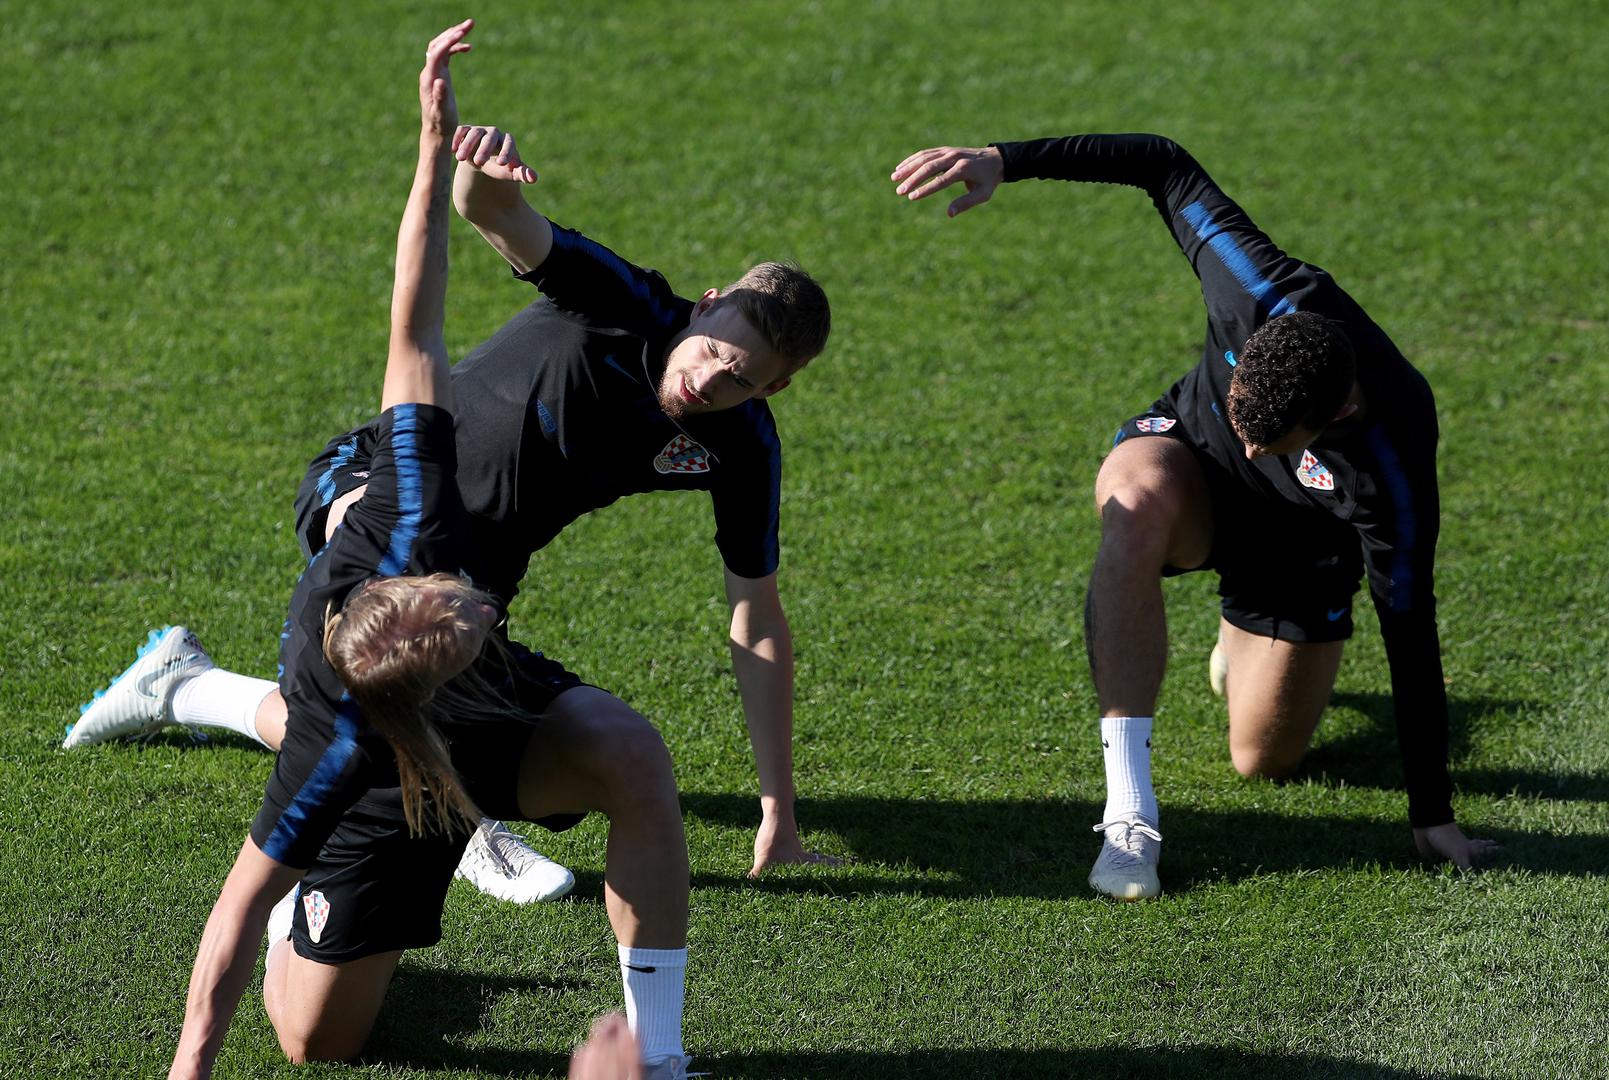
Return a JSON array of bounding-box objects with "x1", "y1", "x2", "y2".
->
[
  {"x1": 455, "y1": 819, "x2": 576, "y2": 903},
  {"x1": 1088, "y1": 815, "x2": 1163, "y2": 901},
  {"x1": 64, "y1": 626, "x2": 214, "y2": 748},
  {"x1": 1209, "y1": 640, "x2": 1229, "y2": 697}
]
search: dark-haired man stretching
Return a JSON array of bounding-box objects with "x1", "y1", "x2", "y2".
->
[{"x1": 892, "y1": 135, "x2": 1496, "y2": 899}]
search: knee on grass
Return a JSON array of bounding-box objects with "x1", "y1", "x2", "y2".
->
[
  {"x1": 1230, "y1": 741, "x2": 1304, "y2": 781},
  {"x1": 272, "y1": 1018, "x2": 373, "y2": 1066}
]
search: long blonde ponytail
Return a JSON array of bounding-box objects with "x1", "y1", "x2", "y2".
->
[{"x1": 323, "y1": 573, "x2": 494, "y2": 836}]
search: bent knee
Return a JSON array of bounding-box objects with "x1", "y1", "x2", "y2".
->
[
  {"x1": 599, "y1": 717, "x2": 675, "y2": 792},
  {"x1": 276, "y1": 1027, "x2": 369, "y2": 1066},
  {"x1": 1230, "y1": 742, "x2": 1303, "y2": 781}
]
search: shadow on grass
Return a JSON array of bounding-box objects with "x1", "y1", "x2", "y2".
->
[
  {"x1": 681, "y1": 792, "x2": 1609, "y2": 899},
  {"x1": 365, "y1": 989, "x2": 1486, "y2": 1080},
  {"x1": 1315, "y1": 692, "x2": 1609, "y2": 801},
  {"x1": 362, "y1": 966, "x2": 577, "y2": 1076},
  {"x1": 699, "y1": 1047, "x2": 1487, "y2": 1079}
]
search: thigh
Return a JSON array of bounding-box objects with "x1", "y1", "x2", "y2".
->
[
  {"x1": 1095, "y1": 425, "x2": 1214, "y2": 572},
  {"x1": 1221, "y1": 618, "x2": 1344, "y2": 779},
  {"x1": 516, "y1": 685, "x2": 675, "y2": 822}
]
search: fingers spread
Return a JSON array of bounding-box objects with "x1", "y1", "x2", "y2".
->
[
  {"x1": 904, "y1": 162, "x2": 965, "y2": 201},
  {"x1": 456, "y1": 126, "x2": 486, "y2": 161},
  {"x1": 892, "y1": 146, "x2": 948, "y2": 181},
  {"x1": 473, "y1": 128, "x2": 503, "y2": 166}
]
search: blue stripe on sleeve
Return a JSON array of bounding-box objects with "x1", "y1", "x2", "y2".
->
[
  {"x1": 550, "y1": 227, "x2": 679, "y2": 330},
  {"x1": 379, "y1": 404, "x2": 423, "y2": 577},
  {"x1": 314, "y1": 436, "x2": 361, "y2": 506},
  {"x1": 1363, "y1": 426, "x2": 1419, "y2": 612},
  {"x1": 261, "y1": 695, "x2": 364, "y2": 864},
  {"x1": 1180, "y1": 201, "x2": 1297, "y2": 318}
]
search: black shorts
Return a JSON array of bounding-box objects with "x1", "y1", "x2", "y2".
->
[
  {"x1": 289, "y1": 641, "x2": 590, "y2": 965},
  {"x1": 1112, "y1": 401, "x2": 1362, "y2": 644},
  {"x1": 294, "y1": 422, "x2": 383, "y2": 560}
]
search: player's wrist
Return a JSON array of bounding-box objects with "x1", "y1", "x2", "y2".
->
[{"x1": 759, "y1": 792, "x2": 797, "y2": 821}]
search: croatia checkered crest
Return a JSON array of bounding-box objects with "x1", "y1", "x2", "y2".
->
[
  {"x1": 302, "y1": 890, "x2": 331, "y2": 944},
  {"x1": 1297, "y1": 450, "x2": 1335, "y2": 491},
  {"x1": 653, "y1": 434, "x2": 710, "y2": 475}
]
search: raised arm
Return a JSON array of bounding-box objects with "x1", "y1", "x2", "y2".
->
[
  {"x1": 381, "y1": 20, "x2": 475, "y2": 413},
  {"x1": 452, "y1": 123, "x2": 548, "y2": 272},
  {"x1": 893, "y1": 135, "x2": 1213, "y2": 227},
  {"x1": 894, "y1": 135, "x2": 1311, "y2": 325},
  {"x1": 452, "y1": 125, "x2": 688, "y2": 338}
]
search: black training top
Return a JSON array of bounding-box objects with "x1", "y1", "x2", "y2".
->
[
  {"x1": 448, "y1": 224, "x2": 783, "y2": 603},
  {"x1": 994, "y1": 134, "x2": 1453, "y2": 827},
  {"x1": 252, "y1": 403, "x2": 466, "y2": 868}
]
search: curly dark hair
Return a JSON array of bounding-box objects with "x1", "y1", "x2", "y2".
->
[{"x1": 1227, "y1": 312, "x2": 1356, "y2": 447}]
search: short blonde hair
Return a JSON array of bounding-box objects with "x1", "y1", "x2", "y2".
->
[{"x1": 721, "y1": 262, "x2": 831, "y2": 374}]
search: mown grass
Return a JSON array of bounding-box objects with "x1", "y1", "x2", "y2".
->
[{"x1": 3, "y1": 2, "x2": 1607, "y2": 1077}]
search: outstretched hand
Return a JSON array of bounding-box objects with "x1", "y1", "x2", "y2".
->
[
  {"x1": 1413, "y1": 822, "x2": 1502, "y2": 869},
  {"x1": 891, "y1": 145, "x2": 1005, "y2": 217},
  {"x1": 420, "y1": 19, "x2": 474, "y2": 137},
  {"x1": 453, "y1": 124, "x2": 538, "y2": 184}
]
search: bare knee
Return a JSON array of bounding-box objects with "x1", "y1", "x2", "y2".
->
[
  {"x1": 273, "y1": 1012, "x2": 377, "y2": 1066},
  {"x1": 1094, "y1": 445, "x2": 1211, "y2": 571},
  {"x1": 1229, "y1": 740, "x2": 1303, "y2": 781},
  {"x1": 594, "y1": 715, "x2": 676, "y2": 808},
  {"x1": 1096, "y1": 487, "x2": 1185, "y2": 569}
]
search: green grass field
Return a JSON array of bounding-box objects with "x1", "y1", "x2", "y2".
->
[{"x1": 5, "y1": 2, "x2": 1607, "y2": 1077}]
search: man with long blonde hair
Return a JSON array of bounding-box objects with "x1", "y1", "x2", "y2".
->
[{"x1": 168, "y1": 24, "x2": 692, "y2": 1078}]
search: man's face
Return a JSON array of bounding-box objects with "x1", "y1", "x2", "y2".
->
[
  {"x1": 1237, "y1": 421, "x2": 1322, "y2": 461},
  {"x1": 658, "y1": 291, "x2": 792, "y2": 420}
]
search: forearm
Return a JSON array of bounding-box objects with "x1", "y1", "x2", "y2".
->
[
  {"x1": 728, "y1": 611, "x2": 797, "y2": 812},
  {"x1": 170, "y1": 902, "x2": 268, "y2": 1077},
  {"x1": 453, "y1": 160, "x2": 553, "y2": 273},
  {"x1": 170, "y1": 844, "x2": 290, "y2": 1079},
  {"x1": 383, "y1": 134, "x2": 454, "y2": 409},
  {"x1": 1378, "y1": 601, "x2": 1455, "y2": 827},
  {"x1": 993, "y1": 133, "x2": 1189, "y2": 192}
]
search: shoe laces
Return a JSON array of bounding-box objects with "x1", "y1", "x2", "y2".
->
[
  {"x1": 477, "y1": 820, "x2": 537, "y2": 879},
  {"x1": 1092, "y1": 819, "x2": 1162, "y2": 866}
]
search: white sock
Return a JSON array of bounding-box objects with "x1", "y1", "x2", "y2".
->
[
  {"x1": 171, "y1": 669, "x2": 276, "y2": 748},
  {"x1": 617, "y1": 945, "x2": 686, "y2": 1065},
  {"x1": 1101, "y1": 716, "x2": 1158, "y2": 824}
]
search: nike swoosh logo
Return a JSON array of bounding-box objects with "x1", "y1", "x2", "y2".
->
[
  {"x1": 603, "y1": 354, "x2": 637, "y2": 382},
  {"x1": 1326, "y1": 608, "x2": 1348, "y2": 622},
  {"x1": 624, "y1": 964, "x2": 657, "y2": 974},
  {"x1": 134, "y1": 659, "x2": 185, "y2": 699}
]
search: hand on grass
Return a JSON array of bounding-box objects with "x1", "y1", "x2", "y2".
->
[
  {"x1": 569, "y1": 1014, "x2": 641, "y2": 1080},
  {"x1": 750, "y1": 810, "x2": 840, "y2": 879},
  {"x1": 452, "y1": 125, "x2": 538, "y2": 184},
  {"x1": 1413, "y1": 822, "x2": 1502, "y2": 869},
  {"x1": 420, "y1": 20, "x2": 474, "y2": 138},
  {"x1": 890, "y1": 145, "x2": 1004, "y2": 217}
]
